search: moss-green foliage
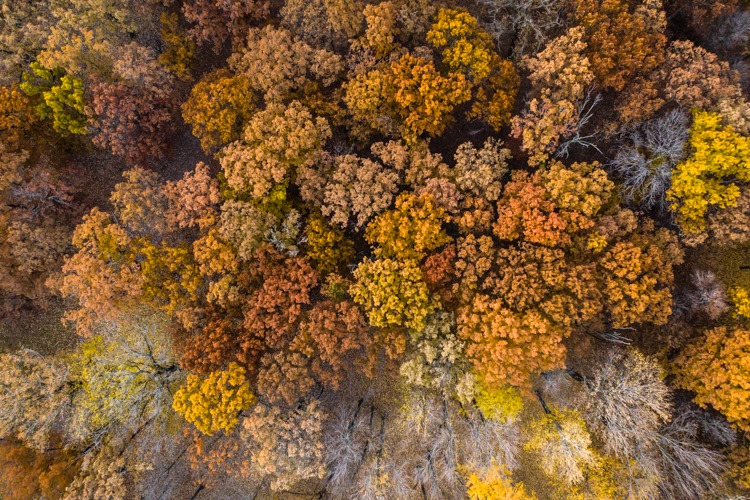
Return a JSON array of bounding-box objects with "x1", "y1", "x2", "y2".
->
[{"x1": 20, "y1": 62, "x2": 87, "y2": 135}]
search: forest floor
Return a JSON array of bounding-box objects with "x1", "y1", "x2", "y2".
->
[{"x1": 0, "y1": 301, "x2": 77, "y2": 355}]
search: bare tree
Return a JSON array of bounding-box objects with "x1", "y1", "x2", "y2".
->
[
  {"x1": 685, "y1": 270, "x2": 730, "y2": 320},
  {"x1": 323, "y1": 394, "x2": 372, "y2": 498},
  {"x1": 350, "y1": 408, "x2": 412, "y2": 500},
  {"x1": 653, "y1": 412, "x2": 726, "y2": 499},
  {"x1": 579, "y1": 349, "x2": 673, "y2": 460},
  {"x1": 707, "y1": 10, "x2": 750, "y2": 56},
  {"x1": 555, "y1": 88, "x2": 603, "y2": 160},
  {"x1": 609, "y1": 110, "x2": 690, "y2": 211},
  {"x1": 476, "y1": 0, "x2": 565, "y2": 59},
  {"x1": 677, "y1": 404, "x2": 736, "y2": 449},
  {"x1": 461, "y1": 411, "x2": 522, "y2": 474},
  {"x1": 397, "y1": 392, "x2": 465, "y2": 499}
]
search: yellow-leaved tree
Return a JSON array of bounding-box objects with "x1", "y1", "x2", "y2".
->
[
  {"x1": 182, "y1": 69, "x2": 256, "y2": 154},
  {"x1": 465, "y1": 465, "x2": 537, "y2": 500},
  {"x1": 365, "y1": 192, "x2": 451, "y2": 261},
  {"x1": 344, "y1": 52, "x2": 471, "y2": 143},
  {"x1": 427, "y1": 9, "x2": 495, "y2": 81},
  {"x1": 172, "y1": 362, "x2": 256, "y2": 435},
  {"x1": 667, "y1": 110, "x2": 750, "y2": 237},
  {"x1": 673, "y1": 326, "x2": 750, "y2": 432},
  {"x1": 350, "y1": 257, "x2": 435, "y2": 331}
]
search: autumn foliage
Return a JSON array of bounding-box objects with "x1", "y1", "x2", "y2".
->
[
  {"x1": 674, "y1": 326, "x2": 750, "y2": 432},
  {"x1": 5, "y1": 0, "x2": 750, "y2": 497}
]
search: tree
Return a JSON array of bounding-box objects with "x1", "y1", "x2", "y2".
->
[
  {"x1": 609, "y1": 109, "x2": 689, "y2": 210},
  {"x1": 465, "y1": 465, "x2": 537, "y2": 500},
  {"x1": 426, "y1": 9, "x2": 519, "y2": 131},
  {"x1": 458, "y1": 293, "x2": 570, "y2": 387},
  {"x1": 524, "y1": 408, "x2": 596, "y2": 485},
  {"x1": 164, "y1": 162, "x2": 221, "y2": 231},
  {"x1": 36, "y1": 0, "x2": 138, "y2": 78},
  {"x1": 303, "y1": 214, "x2": 355, "y2": 275},
  {"x1": 572, "y1": 0, "x2": 667, "y2": 92},
  {"x1": 55, "y1": 208, "x2": 144, "y2": 336},
  {"x1": 598, "y1": 218, "x2": 683, "y2": 327},
  {"x1": 699, "y1": 185, "x2": 750, "y2": 247},
  {"x1": 66, "y1": 310, "x2": 180, "y2": 445},
  {"x1": 20, "y1": 63, "x2": 87, "y2": 136},
  {"x1": 55, "y1": 169, "x2": 194, "y2": 322},
  {"x1": 256, "y1": 350, "x2": 316, "y2": 406},
  {"x1": 474, "y1": 378, "x2": 524, "y2": 423},
  {"x1": 579, "y1": 350, "x2": 672, "y2": 459},
  {"x1": 358, "y1": 1, "x2": 400, "y2": 58},
  {"x1": 158, "y1": 12, "x2": 195, "y2": 81},
  {"x1": 181, "y1": 70, "x2": 256, "y2": 154},
  {"x1": 615, "y1": 38, "x2": 746, "y2": 126},
  {"x1": 365, "y1": 192, "x2": 451, "y2": 261},
  {"x1": 420, "y1": 243, "x2": 458, "y2": 305},
  {"x1": 88, "y1": 78, "x2": 175, "y2": 164},
  {"x1": 522, "y1": 26, "x2": 593, "y2": 104},
  {"x1": 238, "y1": 245, "x2": 319, "y2": 371},
  {"x1": 241, "y1": 400, "x2": 328, "y2": 491},
  {"x1": 674, "y1": 326, "x2": 750, "y2": 432},
  {"x1": 0, "y1": 0, "x2": 51, "y2": 84},
  {"x1": 510, "y1": 27, "x2": 595, "y2": 165},
  {"x1": 0, "y1": 219, "x2": 72, "y2": 304},
  {"x1": 427, "y1": 9, "x2": 496, "y2": 81},
  {"x1": 217, "y1": 200, "x2": 277, "y2": 261},
  {"x1": 110, "y1": 167, "x2": 169, "y2": 237},
  {"x1": 729, "y1": 444, "x2": 750, "y2": 491},
  {"x1": 172, "y1": 362, "x2": 255, "y2": 436},
  {"x1": 280, "y1": 0, "x2": 347, "y2": 49},
  {"x1": 658, "y1": 40, "x2": 743, "y2": 110},
  {"x1": 494, "y1": 161, "x2": 612, "y2": 248},
  {"x1": 344, "y1": 52, "x2": 472, "y2": 143},
  {"x1": 453, "y1": 138, "x2": 510, "y2": 202},
  {"x1": 192, "y1": 229, "x2": 241, "y2": 308},
  {"x1": 229, "y1": 25, "x2": 343, "y2": 102},
  {"x1": 220, "y1": 101, "x2": 331, "y2": 199},
  {"x1": 293, "y1": 299, "x2": 373, "y2": 390},
  {"x1": 667, "y1": 110, "x2": 750, "y2": 236},
  {"x1": 0, "y1": 86, "x2": 37, "y2": 150},
  {"x1": 62, "y1": 452, "x2": 128, "y2": 500},
  {"x1": 182, "y1": 0, "x2": 270, "y2": 51},
  {"x1": 0, "y1": 438, "x2": 78, "y2": 500},
  {"x1": 0, "y1": 349, "x2": 71, "y2": 450},
  {"x1": 399, "y1": 311, "x2": 473, "y2": 397},
  {"x1": 136, "y1": 240, "x2": 203, "y2": 316},
  {"x1": 320, "y1": 153, "x2": 399, "y2": 229},
  {"x1": 511, "y1": 99, "x2": 577, "y2": 167},
  {"x1": 0, "y1": 146, "x2": 75, "y2": 305},
  {"x1": 350, "y1": 257, "x2": 436, "y2": 331},
  {"x1": 457, "y1": 161, "x2": 682, "y2": 386}
]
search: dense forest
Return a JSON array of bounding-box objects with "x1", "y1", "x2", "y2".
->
[{"x1": 1, "y1": 0, "x2": 750, "y2": 498}]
